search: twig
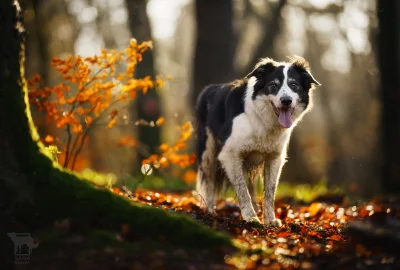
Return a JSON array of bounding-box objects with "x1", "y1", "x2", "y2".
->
[
  {"x1": 63, "y1": 124, "x2": 73, "y2": 168},
  {"x1": 70, "y1": 98, "x2": 121, "y2": 170},
  {"x1": 68, "y1": 101, "x2": 100, "y2": 167},
  {"x1": 192, "y1": 190, "x2": 209, "y2": 211},
  {"x1": 70, "y1": 128, "x2": 89, "y2": 171},
  {"x1": 63, "y1": 68, "x2": 105, "y2": 168}
]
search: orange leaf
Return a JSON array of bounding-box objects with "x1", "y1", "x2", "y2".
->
[
  {"x1": 85, "y1": 116, "x2": 93, "y2": 126},
  {"x1": 59, "y1": 96, "x2": 66, "y2": 105},
  {"x1": 156, "y1": 117, "x2": 165, "y2": 126},
  {"x1": 51, "y1": 57, "x2": 63, "y2": 66},
  {"x1": 159, "y1": 143, "x2": 169, "y2": 152},
  {"x1": 329, "y1": 234, "x2": 344, "y2": 241},
  {"x1": 277, "y1": 231, "x2": 291, "y2": 237},
  {"x1": 110, "y1": 110, "x2": 119, "y2": 119},
  {"x1": 72, "y1": 124, "x2": 83, "y2": 133},
  {"x1": 44, "y1": 135, "x2": 54, "y2": 143},
  {"x1": 27, "y1": 74, "x2": 41, "y2": 86},
  {"x1": 308, "y1": 202, "x2": 322, "y2": 217},
  {"x1": 117, "y1": 136, "x2": 138, "y2": 147},
  {"x1": 107, "y1": 118, "x2": 117, "y2": 128}
]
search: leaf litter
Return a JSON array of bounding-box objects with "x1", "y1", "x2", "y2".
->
[{"x1": 114, "y1": 187, "x2": 400, "y2": 269}]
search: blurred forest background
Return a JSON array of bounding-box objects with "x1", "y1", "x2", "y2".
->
[{"x1": 20, "y1": 0, "x2": 392, "y2": 196}]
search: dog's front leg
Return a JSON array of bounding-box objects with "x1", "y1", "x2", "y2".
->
[
  {"x1": 219, "y1": 149, "x2": 260, "y2": 222},
  {"x1": 263, "y1": 155, "x2": 284, "y2": 226}
]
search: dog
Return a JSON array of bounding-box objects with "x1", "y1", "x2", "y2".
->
[
  {"x1": 7, "y1": 232, "x2": 39, "y2": 254},
  {"x1": 195, "y1": 56, "x2": 320, "y2": 226}
]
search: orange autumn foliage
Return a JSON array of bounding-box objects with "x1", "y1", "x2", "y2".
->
[
  {"x1": 43, "y1": 135, "x2": 55, "y2": 143},
  {"x1": 117, "y1": 136, "x2": 138, "y2": 148},
  {"x1": 142, "y1": 121, "x2": 196, "y2": 169},
  {"x1": 28, "y1": 39, "x2": 195, "y2": 173}
]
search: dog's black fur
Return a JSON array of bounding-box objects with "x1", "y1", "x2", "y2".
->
[{"x1": 195, "y1": 57, "x2": 320, "y2": 224}]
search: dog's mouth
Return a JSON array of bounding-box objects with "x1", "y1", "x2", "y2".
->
[{"x1": 271, "y1": 102, "x2": 294, "y2": 128}]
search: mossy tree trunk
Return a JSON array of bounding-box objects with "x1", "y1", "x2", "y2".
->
[
  {"x1": 0, "y1": 0, "x2": 230, "y2": 257},
  {"x1": 0, "y1": 0, "x2": 39, "y2": 212}
]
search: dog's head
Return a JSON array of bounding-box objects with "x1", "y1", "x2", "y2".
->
[
  {"x1": 7, "y1": 232, "x2": 16, "y2": 238},
  {"x1": 246, "y1": 56, "x2": 320, "y2": 128}
]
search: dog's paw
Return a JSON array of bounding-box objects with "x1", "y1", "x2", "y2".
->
[
  {"x1": 264, "y1": 218, "x2": 282, "y2": 227},
  {"x1": 206, "y1": 207, "x2": 217, "y2": 216}
]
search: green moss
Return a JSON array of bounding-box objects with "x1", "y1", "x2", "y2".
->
[
  {"x1": 36, "y1": 229, "x2": 141, "y2": 253},
  {"x1": 13, "y1": 156, "x2": 231, "y2": 248},
  {"x1": 52, "y1": 170, "x2": 221, "y2": 244},
  {"x1": 276, "y1": 180, "x2": 343, "y2": 202},
  {"x1": 119, "y1": 174, "x2": 192, "y2": 192}
]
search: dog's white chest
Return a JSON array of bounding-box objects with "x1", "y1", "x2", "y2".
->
[{"x1": 229, "y1": 112, "x2": 289, "y2": 155}]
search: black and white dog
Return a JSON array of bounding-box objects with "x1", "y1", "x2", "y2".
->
[{"x1": 195, "y1": 57, "x2": 320, "y2": 226}]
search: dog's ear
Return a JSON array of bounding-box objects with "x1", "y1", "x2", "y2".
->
[
  {"x1": 245, "y1": 58, "x2": 276, "y2": 79},
  {"x1": 246, "y1": 58, "x2": 277, "y2": 93},
  {"x1": 299, "y1": 68, "x2": 320, "y2": 88},
  {"x1": 289, "y1": 55, "x2": 321, "y2": 89}
]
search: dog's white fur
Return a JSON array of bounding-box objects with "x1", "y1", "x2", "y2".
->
[{"x1": 197, "y1": 65, "x2": 312, "y2": 225}]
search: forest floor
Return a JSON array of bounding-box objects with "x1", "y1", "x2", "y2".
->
[
  {"x1": 14, "y1": 187, "x2": 400, "y2": 270},
  {"x1": 129, "y1": 189, "x2": 400, "y2": 269}
]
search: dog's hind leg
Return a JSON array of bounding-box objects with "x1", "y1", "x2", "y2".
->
[{"x1": 196, "y1": 129, "x2": 218, "y2": 213}]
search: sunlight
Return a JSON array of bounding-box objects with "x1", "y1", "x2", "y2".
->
[
  {"x1": 110, "y1": 6, "x2": 128, "y2": 25},
  {"x1": 78, "y1": 6, "x2": 98, "y2": 24},
  {"x1": 74, "y1": 26, "x2": 104, "y2": 56},
  {"x1": 347, "y1": 27, "x2": 370, "y2": 54},
  {"x1": 340, "y1": 3, "x2": 371, "y2": 54},
  {"x1": 322, "y1": 39, "x2": 351, "y2": 73},
  {"x1": 282, "y1": 5, "x2": 306, "y2": 56},
  {"x1": 309, "y1": 14, "x2": 336, "y2": 33},
  {"x1": 147, "y1": 0, "x2": 190, "y2": 40}
]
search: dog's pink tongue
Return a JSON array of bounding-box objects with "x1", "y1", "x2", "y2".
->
[{"x1": 278, "y1": 108, "x2": 293, "y2": 128}]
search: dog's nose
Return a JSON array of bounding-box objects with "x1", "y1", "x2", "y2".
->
[{"x1": 280, "y1": 96, "x2": 292, "y2": 106}]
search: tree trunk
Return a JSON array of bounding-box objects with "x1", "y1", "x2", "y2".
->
[
  {"x1": 378, "y1": 0, "x2": 400, "y2": 193},
  {"x1": 0, "y1": 0, "x2": 37, "y2": 209},
  {"x1": 0, "y1": 2, "x2": 230, "y2": 261},
  {"x1": 125, "y1": 0, "x2": 161, "y2": 168},
  {"x1": 192, "y1": 0, "x2": 235, "y2": 107},
  {"x1": 21, "y1": 0, "x2": 77, "y2": 139},
  {"x1": 237, "y1": 0, "x2": 287, "y2": 77}
]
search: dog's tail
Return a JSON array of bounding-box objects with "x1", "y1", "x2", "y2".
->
[
  {"x1": 195, "y1": 85, "x2": 213, "y2": 165},
  {"x1": 195, "y1": 86, "x2": 210, "y2": 207}
]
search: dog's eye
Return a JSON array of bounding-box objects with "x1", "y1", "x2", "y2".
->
[
  {"x1": 268, "y1": 84, "x2": 278, "y2": 90},
  {"x1": 290, "y1": 82, "x2": 298, "y2": 88}
]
